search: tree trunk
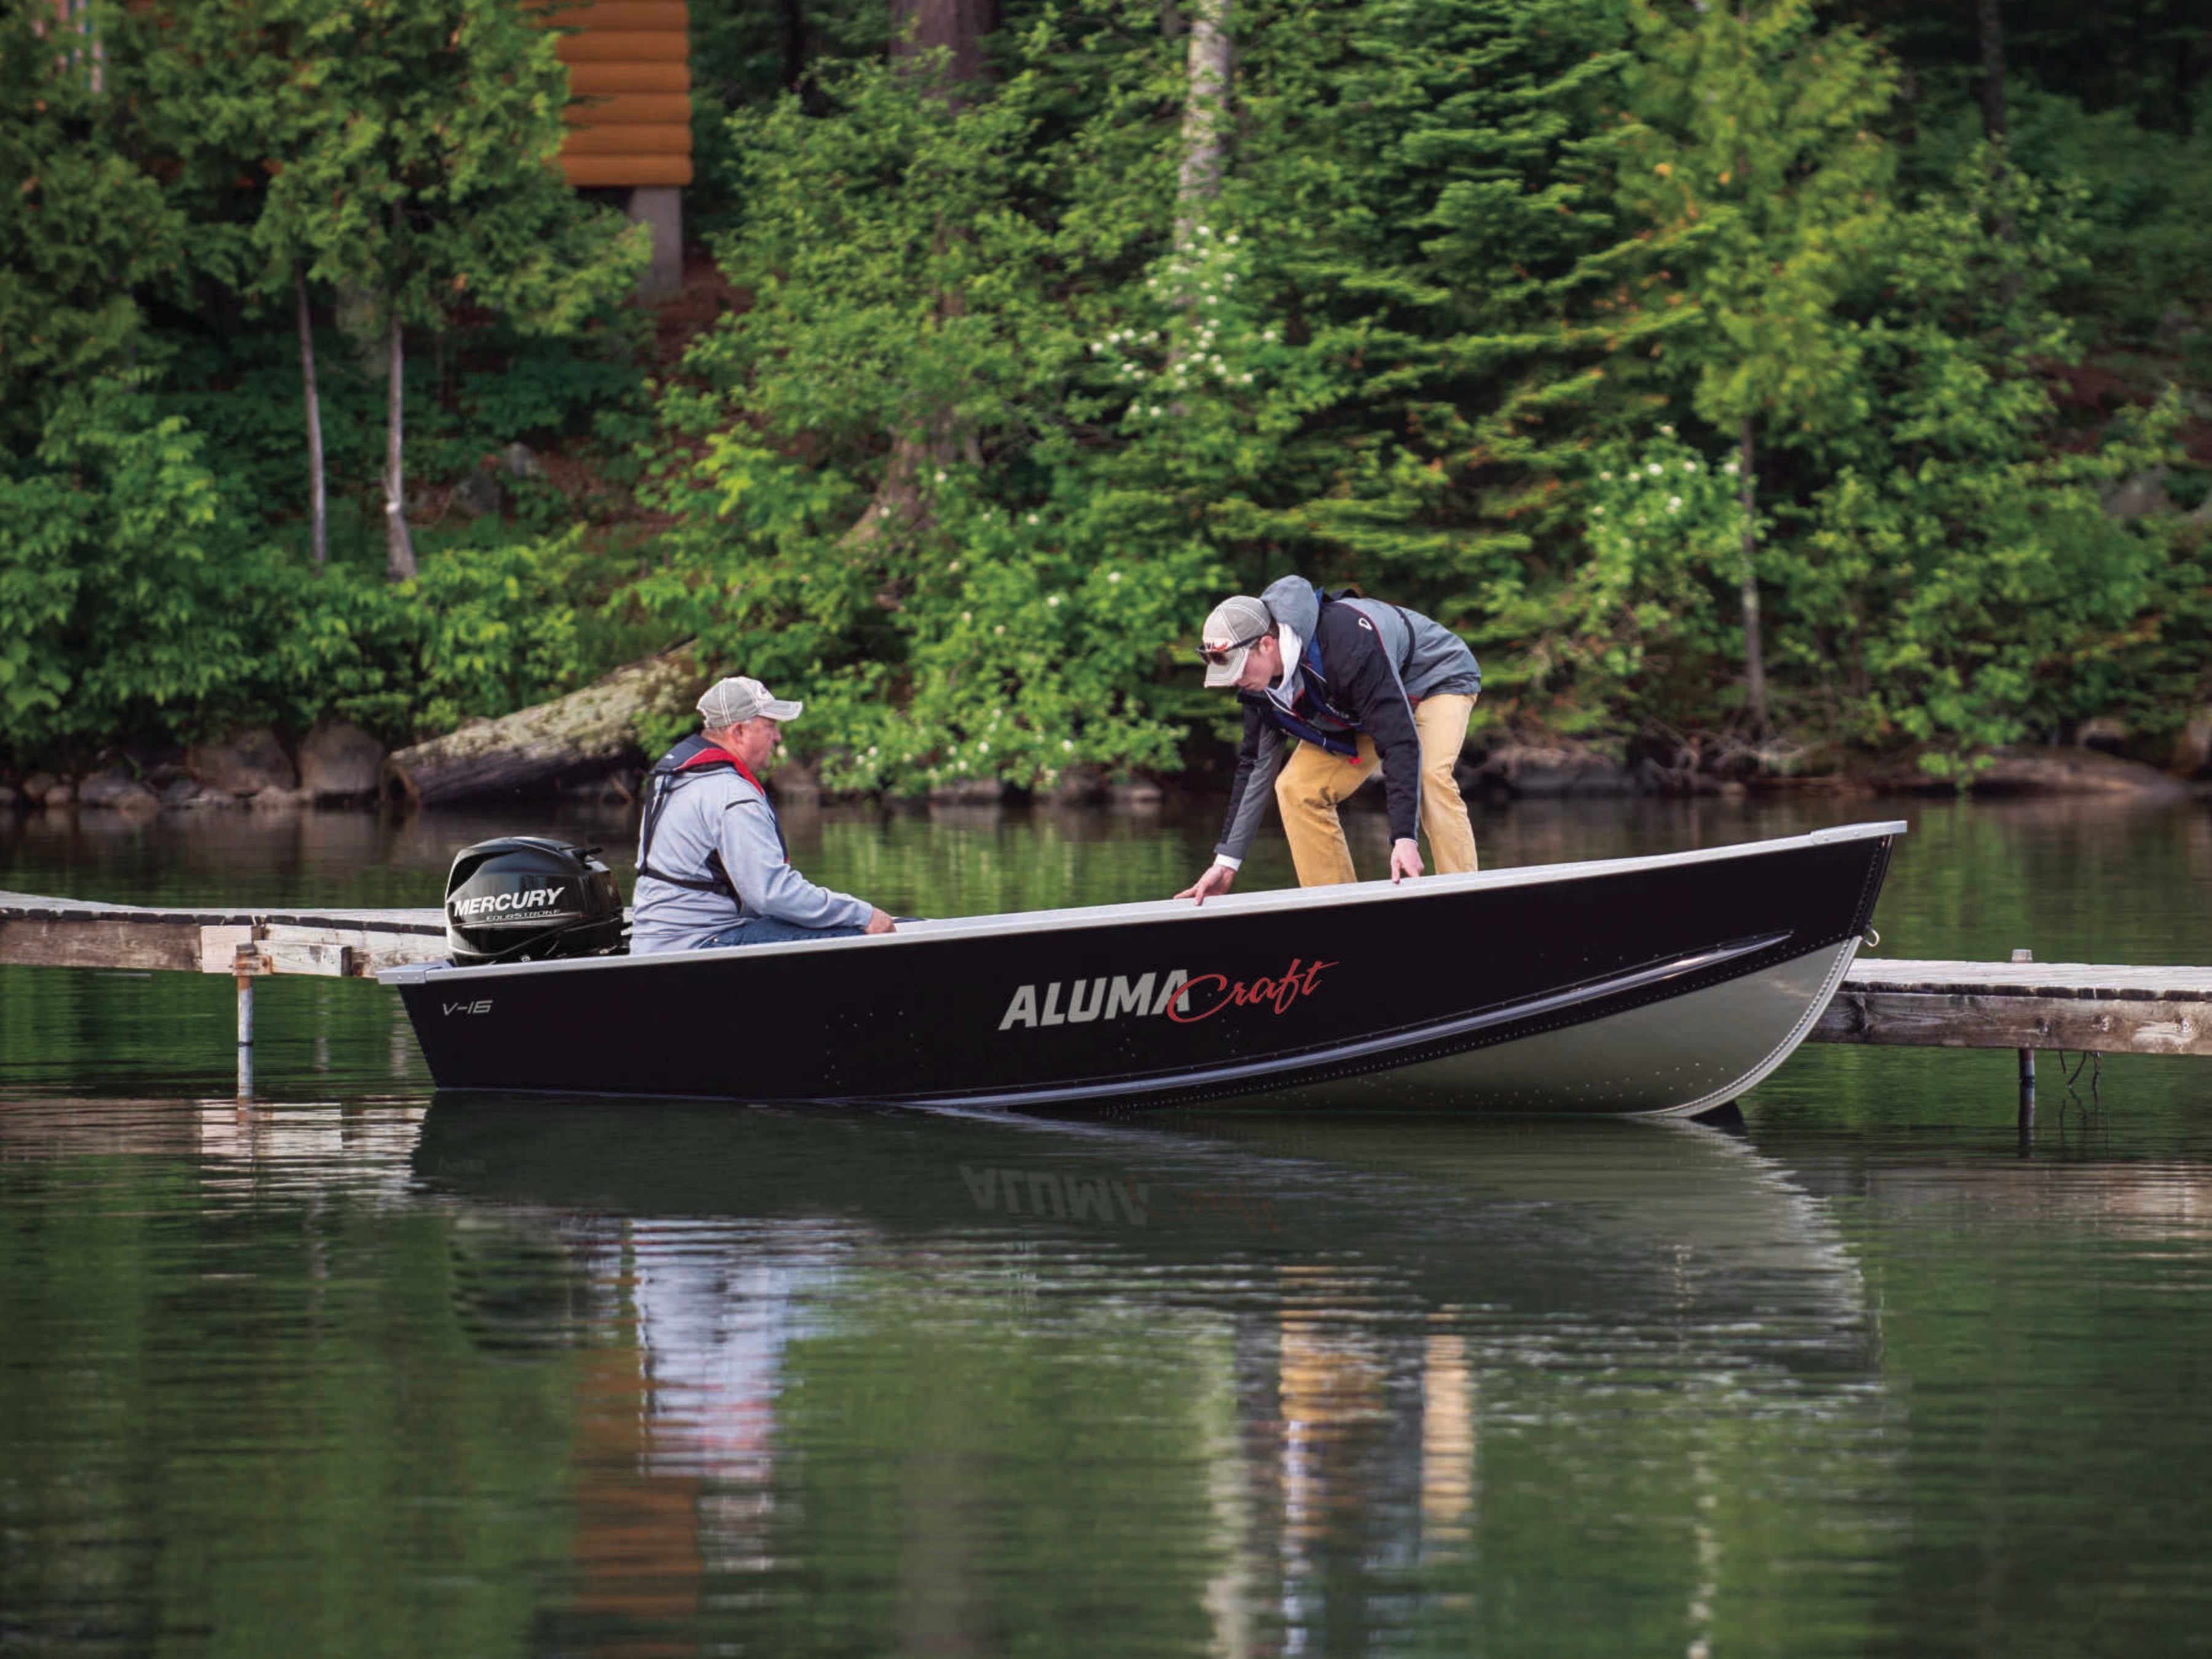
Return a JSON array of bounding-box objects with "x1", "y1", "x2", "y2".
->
[
  {"x1": 1977, "y1": 0, "x2": 2007, "y2": 144},
  {"x1": 1163, "y1": 0, "x2": 1233, "y2": 398},
  {"x1": 1737, "y1": 417, "x2": 1768, "y2": 736},
  {"x1": 296, "y1": 270, "x2": 327, "y2": 568},
  {"x1": 383, "y1": 646, "x2": 701, "y2": 806},
  {"x1": 780, "y1": 0, "x2": 809, "y2": 93},
  {"x1": 890, "y1": 0, "x2": 996, "y2": 96},
  {"x1": 848, "y1": 0, "x2": 998, "y2": 552},
  {"x1": 1174, "y1": 0, "x2": 1232, "y2": 254},
  {"x1": 383, "y1": 302, "x2": 417, "y2": 582}
]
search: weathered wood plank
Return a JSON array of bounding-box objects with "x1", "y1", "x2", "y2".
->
[
  {"x1": 197, "y1": 926, "x2": 257, "y2": 974},
  {"x1": 2, "y1": 889, "x2": 445, "y2": 933},
  {"x1": 1813, "y1": 987, "x2": 2212, "y2": 1056},
  {"x1": 6, "y1": 890, "x2": 449, "y2": 979},
  {"x1": 261, "y1": 924, "x2": 434, "y2": 977},
  {"x1": 1843, "y1": 957, "x2": 2212, "y2": 1001},
  {"x1": 0, "y1": 916, "x2": 206, "y2": 973}
]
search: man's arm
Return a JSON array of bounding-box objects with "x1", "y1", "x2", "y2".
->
[
  {"x1": 1214, "y1": 707, "x2": 1285, "y2": 868},
  {"x1": 718, "y1": 797, "x2": 875, "y2": 930},
  {"x1": 1180, "y1": 709, "x2": 1284, "y2": 903}
]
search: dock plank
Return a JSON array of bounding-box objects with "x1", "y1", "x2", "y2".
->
[
  {"x1": 1, "y1": 889, "x2": 447, "y2": 979},
  {"x1": 1815, "y1": 958, "x2": 2212, "y2": 1057},
  {"x1": 0, "y1": 915, "x2": 209, "y2": 973}
]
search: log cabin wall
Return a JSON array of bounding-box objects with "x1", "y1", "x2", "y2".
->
[
  {"x1": 549, "y1": 0, "x2": 694, "y2": 190},
  {"x1": 546, "y1": 0, "x2": 692, "y2": 298}
]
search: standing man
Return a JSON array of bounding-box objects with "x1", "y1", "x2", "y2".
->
[
  {"x1": 631, "y1": 675, "x2": 896, "y2": 952},
  {"x1": 1177, "y1": 576, "x2": 1481, "y2": 902}
]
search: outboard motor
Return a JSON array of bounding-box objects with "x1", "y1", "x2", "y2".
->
[{"x1": 444, "y1": 837, "x2": 626, "y2": 967}]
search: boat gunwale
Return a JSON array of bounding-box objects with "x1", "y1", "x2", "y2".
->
[{"x1": 379, "y1": 818, "x2": 1906, "y2": 987}]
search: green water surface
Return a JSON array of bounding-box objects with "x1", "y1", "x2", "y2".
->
[{"x1": 3, "y1": 795, "x2": 2210, "y2": 1657}]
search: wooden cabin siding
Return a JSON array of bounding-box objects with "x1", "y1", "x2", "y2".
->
[{"x1": 546, "y1": 0, "x2": 693, "y2": 188}]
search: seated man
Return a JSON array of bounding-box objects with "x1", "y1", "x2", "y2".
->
[
  {"x1": 630, "y1": 675, "x2": 895, "y2": 953},
  {"x1": 1177, "y1": 575, "x2": 1481, "y2": 901}
]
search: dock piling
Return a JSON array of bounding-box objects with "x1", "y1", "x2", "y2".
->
[
  {"x1": 234, "y1": 943, "x2": 259, "y2": 1101},
  {"x1": 2012, "y1": 948, "x2": 2035, "y2": 1133}
]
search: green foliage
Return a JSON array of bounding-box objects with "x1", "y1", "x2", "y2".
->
[
  {"x1": 151, "y1": 323, "x2": 649, "y2": 538},
  {"x1": 640, "y1": 37, "x2": 1224, "y2": 791},
  {"x1": 1622, "y1": 0, "x2": 1899, "y2": 442},
  {"x1": 1494, "y1": 427, "x2": 1747, "y2": 735},
  {"x1": 5, "y1": 0, "x2": 2209, "y2": 780},
  {"x1": 0, "y1": 376, "x2": 607, "y2": 764},
  {"x1": 642, "y1": 0, "x2": 1694, "y2": 786},
  {"x1": 0, "y1": 377, "x2": 240, "y2": 751},
  {"x1": 251, "y1": 0, "x2": 646, "y2": 337},
  {"x1": 1781, "y1": 157, "x2": 2193, "y2": 771},
  {"x1": 1225, "y1": 0, "x2": 1663, "y2": 601},
  {"x1": 272, "y1": 533, "x2": 591, "y2": 740},
  {"x1": 1513, "y1": 141, "x2": 2195, "y2": 770},
  {"x1": 0, "y1": 4, "x2": 184, "y2": 445},
  {"x1": 1907, "y1": 86, "x2": 2212, "y2": 350}
]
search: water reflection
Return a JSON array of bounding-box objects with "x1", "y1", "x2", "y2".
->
[
  {"x1": 412, "y1": 1102, "x2": 1890, "y2": 1655},
  {"x1": 7, "y1": 796, "x2": 2212, "y2": 1656}
]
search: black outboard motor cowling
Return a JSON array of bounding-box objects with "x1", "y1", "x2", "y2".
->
[{"x1": 444, "y1": 837, "x2": 625, "y2": 967}]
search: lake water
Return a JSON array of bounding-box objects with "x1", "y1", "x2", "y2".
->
[{"x1": 4, "y1": 794, "x2": 2210, "y2": 1657}]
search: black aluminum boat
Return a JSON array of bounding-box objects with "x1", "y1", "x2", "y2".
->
[{"x1": 382, "y1": 820, "x2": 1902, "y2": 1113}]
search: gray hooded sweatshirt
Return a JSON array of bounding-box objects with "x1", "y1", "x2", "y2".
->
[
  {"x1": 1214, "y1": 576, "x2": 1481, "y2": 867},
  {"x1": 630, "y1": 754, "x2": 871, "y2": 952}
]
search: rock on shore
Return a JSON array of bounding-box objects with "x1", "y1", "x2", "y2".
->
[
  {"x1": 299, "y1": 721, "x2": 386, "y2": 801},
  {"x1": 187, "y1": 729, "x2": 298, "y2": 798}
]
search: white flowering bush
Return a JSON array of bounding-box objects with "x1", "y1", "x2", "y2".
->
[{"x1": 1488, "y1": 427, "x2": 1754, "y2": 734}]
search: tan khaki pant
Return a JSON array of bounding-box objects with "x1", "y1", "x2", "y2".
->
[{"x1": 1273, "y1": 694, "x2": 1479, "y2": 887}]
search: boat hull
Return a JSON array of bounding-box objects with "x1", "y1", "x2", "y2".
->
[{"x1": 385, "y1": 823, "x2": 1899, "y2": 1115}]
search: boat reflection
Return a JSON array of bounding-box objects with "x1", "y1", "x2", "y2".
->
[{"x1": 414, "y1": 1099, "x2": 1886, "y2": 1655}]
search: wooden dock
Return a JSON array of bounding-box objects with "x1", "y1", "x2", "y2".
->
[
  {"x1": 1813, "y1": 957, "x2": 2212, "y2": 1059},
  {"x1": 0, "y1": 888, "x2": 445, "y2": 980},
  {"x1": 5, "y1": 888, "x2": 2209, "y2": 1074}
]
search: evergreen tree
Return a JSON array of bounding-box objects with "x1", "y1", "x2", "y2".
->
[
  {"x1": 1103, "y1": 0, "x2": 1675, "y2": 718},
  {"x1": 1788, "y1": 154, "x2": 2192, "y2": 772},
  {"x1": 256, "y1": 0, "x2": 646, "y2": 579},
  {"x1": 1618, "y1": 0, "x2": 1897, "y2": 733},
  {"x1": 0, "y1": 2, "x2": 182, "y2": 450},
  {"x1": 132, "y1": 0, "x2": 354, "y2": 563}
]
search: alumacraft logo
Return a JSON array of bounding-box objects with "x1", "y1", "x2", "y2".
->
[
  {"x1": 997, "y1": 958, "x2": 1338, "y2": 1031},
  {"x1": 451, "y1": 885, "x2": 566, "y2": 920}
]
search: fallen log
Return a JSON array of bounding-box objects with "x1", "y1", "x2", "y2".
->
[{"x1": 383, "y1": 646, "x2": 700, "y2": 806}]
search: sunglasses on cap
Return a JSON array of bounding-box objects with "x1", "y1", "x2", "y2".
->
[{"x1": 1196, "y1": 629, "x2": 1271, "y2": 667}]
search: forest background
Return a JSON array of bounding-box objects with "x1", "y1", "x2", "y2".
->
[{"x1": 4, "y1": 0, "x2": 2210, "y2": 797}]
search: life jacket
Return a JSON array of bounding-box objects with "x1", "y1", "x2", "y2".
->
[
  {"x1": 1244, "y1": 584, "x2": 1416, "y2": 761},
  {"x1": 635, "y1": 735, "x2": 781, "y2": 900}
]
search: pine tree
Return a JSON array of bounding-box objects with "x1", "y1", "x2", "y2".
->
[
  {"x1": 0, "y1": 2, "x2": 181, "y2": 450},
  {"x1": 1618, "y1": 0, "x2": 1897, "y2": 733},
  {"x1": 256, "y1": 0, "x2": 646, "y2": 580},
  {"x1": 132, "y1": 0, "x2": 353, "y2": 564},
  {"x1": 1223, "y1": 0, "x2": 1665, "y2": 622}
]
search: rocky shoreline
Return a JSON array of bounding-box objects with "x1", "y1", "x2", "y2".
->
[
  {"x1": 4, "y1": 724, "x2": 2206, "y2": 818},
  {"x1": 2, "y1": 722, "x2": 389, "y2": 817}
]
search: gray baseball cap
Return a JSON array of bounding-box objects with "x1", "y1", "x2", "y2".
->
[
  {"x1": 698, "y1": 675, "x2": 803, "y2": 727},
  {"x1": 1199, "y1": 595, "x2": 1274, "y2": 688}
]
